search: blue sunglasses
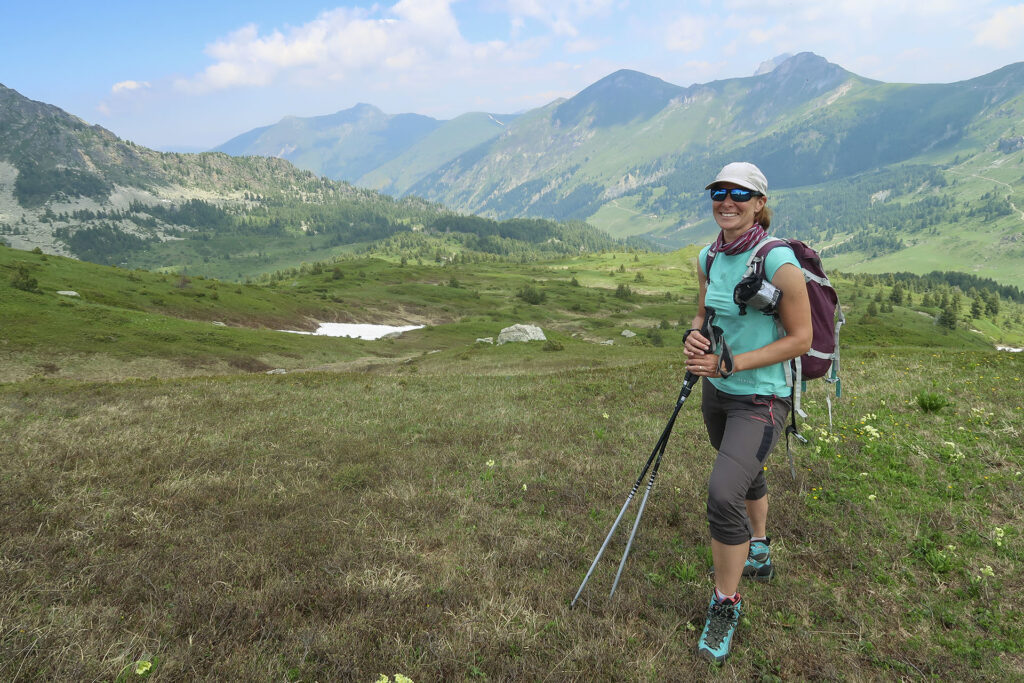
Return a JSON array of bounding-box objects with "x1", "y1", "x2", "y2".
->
[{"x1": 709, "y1": 188, "x2": 762, "y2": 202}]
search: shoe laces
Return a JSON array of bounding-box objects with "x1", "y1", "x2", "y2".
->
[{"x1": 703, "y1": 599, "x2": 738, "y2": 647}]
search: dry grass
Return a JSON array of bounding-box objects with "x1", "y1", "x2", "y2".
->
[{"x1": 0, "y1": 348, "x2": 1021, "y2": 681}]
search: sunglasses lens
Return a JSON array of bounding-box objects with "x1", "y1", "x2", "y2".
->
[{"x1": 709, "y1": 188, "x2": 755, "y2": 202}]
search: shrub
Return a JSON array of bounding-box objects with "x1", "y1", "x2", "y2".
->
[
  {"x1": 916, "y1": 391, "x2": 949, "y2": 413},
  {"x1": 542, "y1": 339, "x2": 564, "y2": 352},
  {"x1": 614, "y1": 284, "x2": 633, "y2": 300},
  {"x1": 517, "y1": 285, "x2": 546, "y2": 305},
  {"x1": 10, "y1": 264, "x2": 39, "y2": 292}
]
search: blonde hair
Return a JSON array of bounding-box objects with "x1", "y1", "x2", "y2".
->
[{"x1": 755, "y1": 203, "x2": 772, "y2": 231}]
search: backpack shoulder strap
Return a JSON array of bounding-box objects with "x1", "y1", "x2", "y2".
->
[{"x1": 744, "y1": 237, "x2": 788, "y2": 278}]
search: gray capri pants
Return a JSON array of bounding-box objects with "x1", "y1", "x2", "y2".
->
[{"x1": 700, "y1": 378, "x2": 791, "y2": 545}]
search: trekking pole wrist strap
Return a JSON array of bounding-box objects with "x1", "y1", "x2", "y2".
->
[
  {"x1": 682, "y1": 328, "x2": 701, "y2": 345},
  {"x1": 717, "y1": 340, "x2": 735, "y2": 378}
]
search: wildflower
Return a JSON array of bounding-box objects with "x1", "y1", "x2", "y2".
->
[
  {"x1": 395, "y1": 675, "x2": 414, "y2": 683},
  {"x1": 863, "y1": 425, "x2": 880, "y2": 440},
  {"x1": 859, "y1": 472, "x2": 868, "y2": 477},
  {"x1": 522, "y1": 484, "x2": 528, "y2": 492},
  {"x1": 994, "y1": 527, "x2": 1005, "y2": 547},
  {"x1": 868, "y1": 494, "x2": 877, "y2": 501},
  {"x1": 602, "y1": 412, "x2": 609, "y2": 419},
  {"x1": 136, "y1": 661, "x2": 153, "y2": 675},
  {"x1": 486, "y1": 459, "x2": 495, "y2": 468},
  {"x1": 980, "y1": 565, "x2": 995, "y2": 578}
]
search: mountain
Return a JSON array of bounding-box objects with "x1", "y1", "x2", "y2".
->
[
  {"x1": 0, "y1": 84, "x2": 619, "y2": 277},
  {"x1": 212, "y1": 104, "x2": 517, "y2": 187},
  {"x1": 213, "y1": 103, "x2": 442, "y2": 181},
  {"x1": 355, "y1": 112, "x2": 517, "y2": 194},
  {"x1": 393, "y1": 53, "x2": 1023, "y2": 283}
]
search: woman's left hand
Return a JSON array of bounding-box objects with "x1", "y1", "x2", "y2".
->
[{"x1": 686, "y1": 353, "x2": 721, "y2": 377}]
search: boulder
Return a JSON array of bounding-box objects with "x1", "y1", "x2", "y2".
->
[
  {"x1": 265, "y1": 368, "x2": 287, "y2": 375},
  {"x1": 497, "y1": 324, "x2": 546, "y2": 345},
  {"x1": 56, "y1": 291, "x2": 79, "y2": 297},
  {"x1": 476, "y1": 337, "x2": 494, "y2": 344},
  {"x1": 600, "y1": 340, "x2": 615, "y2": 346},
  {"x1": 621, "y1": 330, "x2": 636, "y2": 338}
]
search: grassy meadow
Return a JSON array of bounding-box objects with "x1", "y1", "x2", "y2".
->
[{"x1": 2, "y1": 243, "x2": 1023, "y2": 680}]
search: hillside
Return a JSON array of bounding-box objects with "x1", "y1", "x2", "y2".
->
[
  {"x1": 2, "y1": 240, "x2": 1022, "y2": 680},
  {"x1": 0, "y1": 84, "x2": 621, "y2": 278},
  {"x1": 204, "y1": 54, "x2": 1024, "y2": 284},
  {"x1": 213, "y1": 103, "x2": 517, "y2": 188}
]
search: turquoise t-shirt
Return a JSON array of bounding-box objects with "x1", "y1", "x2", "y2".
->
[{"x1": 697, "y1": 242, "x2": 800, "y2": 397}]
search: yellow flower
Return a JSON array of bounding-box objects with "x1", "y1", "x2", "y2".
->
[
  {"x1": 868, "y1": 494, "x2": 877, "y2": 501},
  {"x1": 486, "y1": 459, "x2": 495, "y2": 468},
  {"x1": 136, "y1": 661, "x2": 153, "y2": 675},
  {"x1": 602, "y1": 412, "x2": 609, "y2": 419}
]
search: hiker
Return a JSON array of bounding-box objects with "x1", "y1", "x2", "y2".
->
[{"x1": 683, "y1": 162, "x2": 812, "y2": 664}]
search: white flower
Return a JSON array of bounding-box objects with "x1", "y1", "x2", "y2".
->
[
  {"x1": 868, "y1": 494, "x2": 877, "y2": 501},
  {"x1": 486, "y1": 459, "x2": 495, "y2": 468}
]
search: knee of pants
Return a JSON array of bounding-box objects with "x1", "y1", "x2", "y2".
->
[{"x1": 706, "y1": 489, "x2": 750, "y2": 546}]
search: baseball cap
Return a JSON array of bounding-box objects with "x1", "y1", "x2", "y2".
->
[{"x1": 705, "y1": 162, "x2": 768, "y2": 195}]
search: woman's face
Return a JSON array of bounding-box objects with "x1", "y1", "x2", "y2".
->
[{"x1": 711, "y1": 183, "x2": 766, "y2": 233}]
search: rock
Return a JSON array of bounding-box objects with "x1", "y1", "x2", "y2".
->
[
  {"x1": 212, "y1": 321, "x2": 227, "y2": 327},
  {"x1": 621, "y1": 330, "x2": 636, "y2": 338},
  {"x1": 497, "y1": 324, "x2": 546, "y2": 345},
  {"x1": 476, "y1": 337, "x2": 494, "y2": 344},
  {"x1": 265, "y1": 368, "x2": 287, "y2": 375},
  {"x1": 56, "y1": 291, "x2": 79, "y2": 297},
  {"x1": 601, "y1": 340, "x2": 615, "y2": 345}
]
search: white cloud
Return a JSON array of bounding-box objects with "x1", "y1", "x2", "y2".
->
[
  {"x1": 505, "y1": 0, "x2": 616, "y2": 37},
  {"x1": 975, "y1": 4, "x2": 1024, "y2": 48},
  {"x1": 175, "y1": 1, "x2": 508, "y2": 94},
  {"x1": 566, "y1": 37, "x2": 600, "y2": 53},
  {"x1": 111, "y1": 80, "x2": 151, "y2": 94},
  {"x1": 665, "y1": 15, "x2": 707, "y2": 53}
]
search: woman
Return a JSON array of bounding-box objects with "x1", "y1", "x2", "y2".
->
[{"x1": 683, "y1": 162, "x2": 812, "y2": 664}]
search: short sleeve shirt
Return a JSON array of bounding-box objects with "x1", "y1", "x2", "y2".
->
[{"x1": 697, "y1": 242, "x2": 800, "y2": 397}]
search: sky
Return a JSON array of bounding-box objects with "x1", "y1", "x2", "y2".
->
[{"x1": 3, "y1": 0, "x2": 1023, "y2": 151}]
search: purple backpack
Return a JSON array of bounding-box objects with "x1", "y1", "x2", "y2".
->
[{"x1": 706, "y1": 236, "x2": 846, "y2": 476}]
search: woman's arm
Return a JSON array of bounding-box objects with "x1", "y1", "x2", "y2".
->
[{"x1": 685, "y1": 262, "x2": 812, "y2": 377}]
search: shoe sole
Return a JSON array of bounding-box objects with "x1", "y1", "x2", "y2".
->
[
  {"x1": 709, "y1": 567, "x2": 775, "y2": 582},
  {"x1": 697, "y1": 647, "x2": 729, "y2": 665},
  {"x1": 741, "y1": 566, "x2": 774, "y2": 582}
]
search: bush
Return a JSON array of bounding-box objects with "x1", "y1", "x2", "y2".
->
[
  {"x1": 517, "y1": 285, "x2": 546, "y2": 305},
  {"x1": 916, "y1": 391, "x2": 949, "y2": 413},
  {"x1": 542, "y1": 339, "x2": 564, "y2": 352},
  {"x1": 614, "y1": 284, "x2": 633, "y2": 300},
  {"x1": 10, "y1": 264, "x2": 39, "y2": 292}
]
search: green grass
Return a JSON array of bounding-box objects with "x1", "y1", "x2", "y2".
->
[
  {"x1": 2, "y1": 242, "x2": 1024, "y2": 679},
  {"x1": 0, "y1": 347, "x2": 1021, "y2": 680}
]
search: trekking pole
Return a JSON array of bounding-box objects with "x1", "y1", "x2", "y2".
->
[
  {"x1": 570, "y1": 370, "x2": 697, "y2": 608},
  {"x1": 571, "y1": 309, "x2": 726, "y2": 608},
  {"x1": 607, "y1": 371, "x2": 697, "y2": 598}
]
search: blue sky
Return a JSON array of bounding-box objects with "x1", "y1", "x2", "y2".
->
[{"x1": 3, "y1": 1, "x2": 1023, "y2": 151}]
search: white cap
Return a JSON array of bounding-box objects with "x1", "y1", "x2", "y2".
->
[{"x1": 705, "y1": 162, "x2": 768, "y2": 195}]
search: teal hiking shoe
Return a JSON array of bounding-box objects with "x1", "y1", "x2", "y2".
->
[
  {"x1": 696, "y1": 592, "x2": 742, "y2": 664},
  {"x1": 742, "y1": 537, "x2": 774, "y2": 582}
]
